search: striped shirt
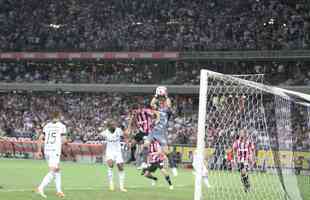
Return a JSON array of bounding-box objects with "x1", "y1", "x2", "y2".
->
[
  {"x1": 233, "y1": 138, "x2": 255, "y2": 163},
  {"x1": 148, "y1": 140, "x2": 164, "y2": 163},
  {"x1": 132, "y1": 108, "x2": 154, "y2": 134}
]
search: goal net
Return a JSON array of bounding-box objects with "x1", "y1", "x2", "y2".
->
[{"x1": 194, "y1": 69, "x2": 310, "y2": 200}]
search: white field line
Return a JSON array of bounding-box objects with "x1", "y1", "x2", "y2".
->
[{"x1": 0, "y1": 185, "x2": 192, "y2": 193}]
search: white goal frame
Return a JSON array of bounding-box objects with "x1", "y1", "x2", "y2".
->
[{"x1": 194, "y1": 69, "x2": 310, "y2": 200}]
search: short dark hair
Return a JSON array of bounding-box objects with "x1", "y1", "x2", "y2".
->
[
  {"x1": 106, "y1": 119, "x2": 117, "y2": 128},
  {"x1": 131, "y1": 103, "x2": 140, "y2": 110}
]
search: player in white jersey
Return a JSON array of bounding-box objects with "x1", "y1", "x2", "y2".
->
[
  {"x1": 192, "y1": 150, "x2": 211, "y2": 189},
  {"x1": 35, "y1": 112, "x2": 67, "y2": 198},
  {"x1": 101, "y1": 120, "x2": 128, "y2": 192}
]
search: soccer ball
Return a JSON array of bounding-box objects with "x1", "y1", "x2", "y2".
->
[{"x1": 155, "y1": 86, "x2": 168, "y2": 97}]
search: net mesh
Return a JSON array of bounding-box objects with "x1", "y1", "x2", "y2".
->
[{"x1": 195, "y1": 70, "x2": 310, "y2": 200}]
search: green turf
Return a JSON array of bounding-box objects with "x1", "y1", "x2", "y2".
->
[{"x1": 0, "y1": 159, "x2": 309, "y2": 200}]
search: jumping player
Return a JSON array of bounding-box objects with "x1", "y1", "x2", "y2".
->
[
  {"x1": 101, "y1": 120, "x2": 127, "y2": 192},
  {"x1": 127, "y1": 103, "x2": 160, "y2": 169},
  {"x1": 142, "y1": 138, "x2": 174, "y2": 190},
  {"x1": 147, "y1": 86, "x2": 178, "y2": 175},
  {"x1": 145, "y1": 86, "x2": 171, "y2": 150},
  {"x1": 232, "y1": 129, "x2": 255, "y2": 192},
  {"x1": 128, "y1": 103, "x2": 158, "y2": 143},
  {"x1": 35, "y1": 111, "x2": 67, "y2": 198}
]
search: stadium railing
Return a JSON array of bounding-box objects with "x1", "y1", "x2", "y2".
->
[
  {"x1": 0, "y1": 83, "x2": 309, "y2": 94},
  {"x1": 1, "y1": 50, "x2": 310, "y2": 60}
]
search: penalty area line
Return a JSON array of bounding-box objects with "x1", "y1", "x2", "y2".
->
[{"x1": 0, "y1": 185, "x2": 191, "y2": 193}]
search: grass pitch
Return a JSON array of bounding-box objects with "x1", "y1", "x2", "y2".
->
[{"x1": 0, "y1": 159, "x2": 309, "y2": 200}]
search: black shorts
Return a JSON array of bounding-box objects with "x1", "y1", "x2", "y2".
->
[
  {"x1": 238, "y1": 162, "x2": 248, "y2": 172},
  {"x1": 134, "y1": 131, "x2": 147, "y2": 143},
  {"x1": 143, "y1": 161, "x2": 164, "y2": 173}
]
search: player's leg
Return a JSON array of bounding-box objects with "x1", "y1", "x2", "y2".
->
[
  {"x1": 54, "y1": 166, "x2": 65, "y2": 198},
  {"x1": 116, "y1": 156, "x2": 127, "y2": 192},
  {"x1": 142, "y1": 165, "x2": 158, "y2": 186},
  {"x1": 159, "y1": 166, "x2": 173, "y2": 190},
  {"x1": 137, "y1": 143, "x2": 148, "y2": 170},
  {"x1": 193, "y1": 165, "x2": 211, "y2": 189},
  {"x1": 239, "y1": 163, "x2": 250, "y2": 192},
  {"x1": 153, "y1": 131, "x2": 173, "y2": 168},
  {"x1": 37, "y1": 166, "x2": 55, "y2": 198},
  {"x1": 37, "y1": 153, "x2": 63, "y2": 198},
  {"x1": 157, "y1": 138, "x2": 175, "y2": 177},
  {"x1": 148, "y1": 131, "x2": 169, "y2": 160},
  {"x1": 168, "y1": 154, "x2": 178, "y2": 177},
  {"x1": 106, "y1": 158, "x2": 115, "y2": 191},
  {"x1": 51, "y1": 154, "x2": 64, "y2": 197},
  {"x1": 202, "y1": 165, "x2": 211, "y2": 188}
]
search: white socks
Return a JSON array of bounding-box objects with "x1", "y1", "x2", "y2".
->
[
  {"x1": 39, "y1": 171, "x2": 55, "y2": 191},
  {"x1": 39, "y1": 171, "x2": 62, "y2": 192},
  {"x1": 119, "y1": 171, "x2": 125, "y2": 188},
  {"x1": 172, "y1": 168, "x2": 178, "y2": 177},
  {"x1": 203, "y1": 176, "x2": 211, "y2": 188},
  {"x1": 55, "y1": 172, "x2": 62, "y2": 193},
  {"x1": 107, "y1": 167, "x2": 113, "y2": 185},
  {"x1": 108, "y1": 167, "x2": 125, "y2": 189}
]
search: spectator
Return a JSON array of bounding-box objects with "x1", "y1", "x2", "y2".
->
[
  {"x1": 0, "y1": 0, "x2": 309, "y2": 51},
  {"x1": 1, "y1": 60, "x2": 310, "y2": 86}
]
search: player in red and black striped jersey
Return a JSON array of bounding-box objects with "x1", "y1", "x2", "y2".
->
[
  {"x1": 232, "y1": 129, "x2": 255, "y2": 192},
  {"x1": 141, "y1": 138, "x2": 174, "y2": 190},
  {"x1": 127, "y1": 103, "x2": 160, "y2": 168},
  {"x1": 128, "y1": 104, "x2": 159, "y2": 143}
]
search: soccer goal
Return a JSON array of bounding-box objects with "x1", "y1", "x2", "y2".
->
[{"x1": 194, "y1": 69, "x2": 310, "y2": 200}]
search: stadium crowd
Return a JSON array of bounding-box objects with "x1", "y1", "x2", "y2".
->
[
  {"x1": 0, "y1": 0, "x2": 309, "y2": 51},
  {"x1": 0, "y1": 93, "x2": 197, "y2": 145},
  {"x1": 0, "y1": 61, "x2": 310, "y2": 86},
  {"x1": 0, "y1": 92, "x2": 309, "y2": 151}
]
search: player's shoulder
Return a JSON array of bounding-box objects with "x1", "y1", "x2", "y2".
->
[
  {"x1": 43, "y1": 121, "x2": 52, "y2": 128},
  {"x1": 115, "y1": 127, "x2": 123, "y2": 134},
  {"x1": 44, "y1": 121, "x2": 65, "y2": 128},
  {"x1": 57, "y1": 121, "x2": 66, "y2": 128},
  {"x1": 101, "y1": 129, "x2": 109, "y2": 134},
  {"x1": 50, "y1": 121, "x2": 66, "y2": 128}
]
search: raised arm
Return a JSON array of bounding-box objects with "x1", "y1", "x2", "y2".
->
[
  {"x1": 125, "y1": 113, "x2": 134, "y2": 137},
  {"x1": 165, "y1": 97, "x2": 172, "y2": 108},
  {"x1": 150, "y1": 97, "x2": 158, "y2": 109},
  {"x1": 153, "y1": 110, "x2": 160, "y2": 124}
]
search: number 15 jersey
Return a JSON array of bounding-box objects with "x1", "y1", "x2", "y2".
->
[{"x1": 43, "y1": 121, "x2": 67, "y2": 155}]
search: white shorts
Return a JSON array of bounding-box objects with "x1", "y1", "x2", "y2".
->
[
  {"x1": 105, "y1": 151, "x2": 124, "y2": 164},
  {"x1": 45, "y1": 152, "x2": 60, "y2": 168}
]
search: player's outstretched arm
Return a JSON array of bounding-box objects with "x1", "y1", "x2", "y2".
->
[
  {"x1": 122, "y1": 127, "x2": 130, "y2": 142},
  {"x1": 165, "y1": 97, "x2": 172, "y2": 108},
  {"x1": 125, "y1": 114, "x2": 134, "y2": 137},
  {"x1": 153, "y1": 110, "x2": 160, "y2": 124}
]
